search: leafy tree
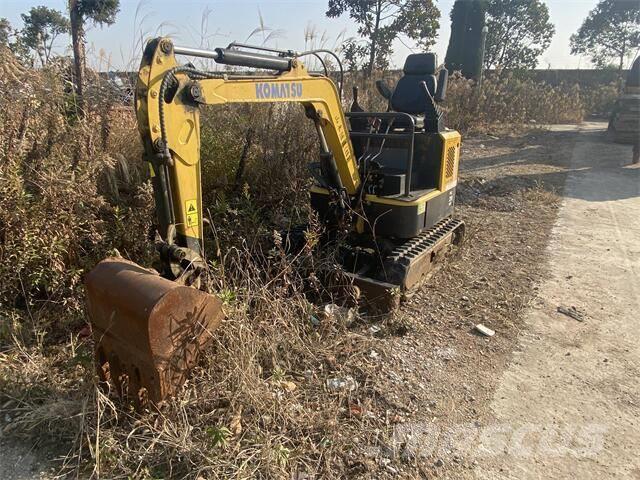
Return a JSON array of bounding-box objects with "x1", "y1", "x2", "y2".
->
[
  {"x1": 326, "y1": 0, "x2": 440, "y2": 76},
  {"x1": 20, "y1": 6, "x2": 70, "y2": 66},
  {"x1": 445, "y1": 0, "x2": 487, "y2": 79},
  {"x1": 484, "y1": 0, "x2": 555, "y2": 70},
  {"x1": 68, "y1": 0, "x2": 120, "y2": 114},
  {"x1": 0, "y1": 18, "x2": 11, "y2": 46},
  {"x1": 0, "y1": 18, "x2": 31, "y2": 63},
  {"x1": 570, "y1": 0, "x2": 640, "y2": 71}
]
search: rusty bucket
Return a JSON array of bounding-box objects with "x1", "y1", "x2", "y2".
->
[{"x1": 85, "y1": 258, "x2": 223, "y2": 405}]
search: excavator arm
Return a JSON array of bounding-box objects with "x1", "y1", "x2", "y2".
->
[
  {"x1": 85, "y1": 37, "x2": 364, "y2": 406},
  {"x1": 136, "y1": 38, "x2": 360, "y2": 278}
]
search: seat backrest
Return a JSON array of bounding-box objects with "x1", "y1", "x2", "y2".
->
[{"x1": 391, "y1": 53, "x2": 438, "y2": 115}]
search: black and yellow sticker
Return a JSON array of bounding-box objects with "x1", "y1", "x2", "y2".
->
[{"x1": 185, "y1": 199, "x2": 199, "y2": 227}]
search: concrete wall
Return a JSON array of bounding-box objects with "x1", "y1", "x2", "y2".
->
[{"x1": 492, "y1": 69, "x2": 628, "y2": 87}]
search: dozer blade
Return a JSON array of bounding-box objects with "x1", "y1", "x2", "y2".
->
[
  {"x1": 348, "y1": 218, "x2": 465, "y2": 312},
  {"x1": 85, "y1": 258, "x2": 223, "y2": 406}
]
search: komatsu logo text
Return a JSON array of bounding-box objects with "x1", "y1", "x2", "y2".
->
[{"x1": 255, "y1": 82, "x2": 303, "y2": 99}]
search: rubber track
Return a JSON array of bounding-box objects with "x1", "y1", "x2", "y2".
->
[{"x1": 387, "y1": 217, "x2": 464, "y2": 266}]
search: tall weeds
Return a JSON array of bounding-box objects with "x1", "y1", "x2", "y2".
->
[
  {"x1": 0, "y1": 47, "x2": 152, "y2": 342},
  {"x1": 445, "y1": 72, "x2": 606, "y2": 132}
]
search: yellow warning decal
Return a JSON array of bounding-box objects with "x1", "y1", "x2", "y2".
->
[
  {"x1": 185, "y1": 199, "x2": 199, "y2": 227},
  {"x1": 417, "y1": 202, "x2": 426, "y2": 215}
]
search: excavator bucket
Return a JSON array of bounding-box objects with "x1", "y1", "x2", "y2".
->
[{"x1": 85, "y1": 258, "x2": 223, "y2": 406}]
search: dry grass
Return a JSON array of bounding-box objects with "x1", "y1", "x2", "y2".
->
[
  {"x1": 446, "y1": 72, "x2": 583, "y2": 132},
  {"x1": 0, "y1": 47, "x2": 152, "y2": 343},
  {"x1": 0, "y1": 46, "x2": 383, "y2": 478},
  {"x1": 0, "y1": 46, "x2": 614, "y2": 478},
  {"x1": 1, "y1": 228, "x2": 385, "y2": 478}
]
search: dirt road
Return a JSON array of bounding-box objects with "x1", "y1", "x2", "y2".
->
[
  {"x1": 472, "y1": 123, "x2": 640, "y2": 479},
  {"x1": 372, "y1": 122, "x2": 640, "y2": 479}
]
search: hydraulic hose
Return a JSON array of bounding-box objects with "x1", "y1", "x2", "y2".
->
[
  {"x1": 158, "y1": 67, "x2": 224, "y2": 161},
  {"x1": 297, "y1": 49, "x2": 345, "y2": 100}
]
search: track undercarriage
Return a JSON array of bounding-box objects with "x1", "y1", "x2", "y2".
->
[{"x1": 334, "y1": 218, "x2": 465, "y2": 311}]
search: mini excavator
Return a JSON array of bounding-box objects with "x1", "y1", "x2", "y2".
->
[{"x1": 85, "y1": 38, "x2": 464, "y2": 404}]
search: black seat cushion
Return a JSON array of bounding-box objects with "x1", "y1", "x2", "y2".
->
[{"x1": 391, "y1": 53, "x2": 438, "y2": 115}]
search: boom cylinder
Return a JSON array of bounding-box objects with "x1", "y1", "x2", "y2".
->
[
  {"x1": 214, "y1": 48, "x2": 292, "y2": 71},
  {"x1": 174, "y1": 44, "x2": 292, "y2": 71},
  {"x1": 173, "y1": 45, "x2": 220, "y2": 59}
]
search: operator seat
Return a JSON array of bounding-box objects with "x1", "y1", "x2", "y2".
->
[
  {"x1": 366, "y1": 53, "x2": 445, "y2": 194},
  {"x1": 345, "y1": 53, "x2": 446, "y2": 196},
  {"x1": 391, "y1": 53, "x2": 438, "y2": 116}
]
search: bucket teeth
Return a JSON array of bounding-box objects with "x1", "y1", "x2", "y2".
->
[{"x1": 85, "y1": 258, "x2": 224, "y2": 406}]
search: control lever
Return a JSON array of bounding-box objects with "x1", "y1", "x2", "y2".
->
[
  {"x1": 350, "y1": 86, "x2": 364, "y2": 112},
  {"x1": 375, "y1": 80, "x2": 393, "y2": 100},
  {"x1": 420, "y1": 81, "x2": 444, "y2": 133}
]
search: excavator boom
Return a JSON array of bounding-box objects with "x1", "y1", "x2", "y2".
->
[{"x1": 136, "y1": 38, "x2": 360, "y2": 276}]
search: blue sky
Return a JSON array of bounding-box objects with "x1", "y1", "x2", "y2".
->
[{"x1": 1, "y1": 0, "x2": 609, "y2": 71}]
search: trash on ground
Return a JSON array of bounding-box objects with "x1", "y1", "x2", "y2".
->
[
  {"x1": 229, "y1": 407, "x2": 243, "y2": 435},
  {"x1": 322, "y1": 303, "x2": 355, "y2": 322},
  {"x1": 348, "y1": 403, "x2": 363, "y2": 417},
  {"x1": 474, "y1": 323, "x2": 495, "y2": 337},
  {"x1": 326, "y1": 376, "x2": 357, "y2": 392},
  {"x1": 281, "y1": 381, "x2": 297, "y2": 392},
  {"x1": 557, "y1": 305, "x2": 585, "y2": 322}
]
